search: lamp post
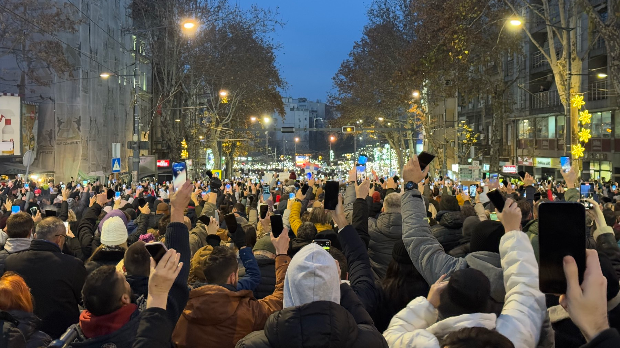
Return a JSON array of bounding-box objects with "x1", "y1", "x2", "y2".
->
[
  {"x1": 250, "y1": 116, "x2": 272, "y2": 158},
  {"x1": 295, "y1": 137, "x2": 300, "y2": 165}
]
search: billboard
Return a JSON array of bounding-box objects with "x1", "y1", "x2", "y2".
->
[{"x1": 0, "y1": 95, "x2": 21, "y2": 155}]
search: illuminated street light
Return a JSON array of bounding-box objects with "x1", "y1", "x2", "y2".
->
[
  {"x1": 509, "y1": 19, "x2": 523, "y2": 26},
  {"x1": 181, "y1": 19, "x2": 198, "y2": 33},
  {"x1": 330, "y1": 136, "x2": 335, "y2": 142},
  {"x1": 219, "y1": 90, "x2": 228, "y2": 97},
  {"x1": 412, "y1": 90, "x2": 420, "y2": 98},
  {"x1": 100, "y1": 72, "x2": 110, "y2": 79},
  {"x1": 263, "y1": 116, "x2": 271, "y2": 124},
  {"x1": 378, "y1": 117, "x2": 384, "y2": 121},
  {"x1": 294, "y1": 137, "x2": 300, "y2": 142},
  {"x1": 250, "y1": 116, "x2": 257, "y2": 122},
  {"x1": 597, "y1": 73, "x2": 608, "y2": 78}
]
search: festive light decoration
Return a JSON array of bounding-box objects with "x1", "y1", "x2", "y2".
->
[
  {"x1": 571, "y1": 94, "x2": 585, "y2": 108},
  {"x1": 181, "y1": 139, "x2": 188, "y2": 159},
  {"x1": 579, "y1": 110, "x2": 592, "y2": 124},
  {"x1": 578, "y1": 128, "x2": 591, "y2": 143},
  {"x1": 571, "y1": 144, "x2": 585, "y2": 158}
]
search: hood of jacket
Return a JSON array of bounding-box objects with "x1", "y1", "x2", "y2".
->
[
  {"x1": 436, "y1": 211, "x2": 463, "y2": 229},
  {"x1": 182, "y1": 285, "x2": 255, "y2": 325},
  {"x1": 375, "y1": 212, "x2": 402, "y2": 238},
  {"x1": 523, "y1": 219, "x2": 539, "y2": 235},
  {"x1": 464, "y1": 252, "x2": 505, "y2": 303},
  {"x1": 126, "y1": 275, "x2": 149, "y2": 298},
  {"x1": 284, "y1": 243, "x2": 340, "y2": 308},
  {"x1": 260, "y1": 301, "x2": 364, "y2": 348},
  {"x1": 8, "y1": 310, "x2": 46, "y2": 342},
  {"x1": 413, "y1": 313, "x2": 497, "y2": 347}
]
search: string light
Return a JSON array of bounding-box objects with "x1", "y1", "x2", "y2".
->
[
  {"x1": 571, "y1": 95, "x2": 585, "y2": 108},
  {"x1": 578, "y1": 110, "x2": 591, "y2": 124},
  {"x1": 571, "y1": 144, "x2": 585, "y2": 158},
  {"x1": 578, "y1": 128, "x2": 591, "y2": 143}
]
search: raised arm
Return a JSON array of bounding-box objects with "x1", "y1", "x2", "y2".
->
[{"x1": 401, "y1": 157, "x2": 467, "y2": 285}]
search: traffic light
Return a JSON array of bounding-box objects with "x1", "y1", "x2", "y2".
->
[{"x1": 342, "y1": 126, "x2": 355, "y2": 133}]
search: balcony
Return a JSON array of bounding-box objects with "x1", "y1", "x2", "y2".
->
[
  {"x1": 588, "y1": 79, "x2": 608, "y2": 101},
  {"x1": 532, "y1": 51, "x2": 548, "y2": 69},
  {"x1": 531, "y1": 90, "x2": 562, "y2": 110}
]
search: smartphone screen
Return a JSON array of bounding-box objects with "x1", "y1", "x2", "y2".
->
[
  {"x1": 356, "y1": 164, "x2": 366, "y2": 182},
  {"x1": 313, "y1": 239, "x2": 331, "y2": 251},
  {"x1": 259, "y1": 204, "x2": 269, "y2": 219},
  {"x1": 539, "y1": 202, "x2": 586, "y2": 293},
  {"x1": 357, "y1": 155, "x2": 368, "y2": 165},
  {"x1": 306, "y1": 172, "x2": 312, "y2": 180},
  {"x1": 324, "y1": 181, "x2": 340, "y2": 210},
  {"x1": 301, "y1": 184, "x2": 309, "y2": 195},
  {"x1": 145, "y1": 242, "x2": 168, "y2": 264},
  {"x1": 469, "y1": 185, "x2": 477, "y2": 197},
  {"x1": 487, "y1": 189, "x2": 505, "y2": 212},
  {"x1": 107, "y1": 189, "x2": 115, "y2": 200},
  {"x1": 560, "y1": 156, "x2": 571, "y2": 173},
  {"x1": 270, "y1": 214, "x2": 284, "y2": 238},
  {"x1": 29, "y1": 207, "x2": 38, "y2": 215},
  {"x1": 224, "y1": 213, "x2": 238, "y2": 234},
  {"x1": 172, "y1": 161, "x2": 187, "y2": 191},
  {"x1": 63, "y1": 221, "x2": 69, "y2": 231},
  {"x1": 580, "y1": 183, "x2": 591, "y2": 197},
  {"x1": 226, "y1": 184, "x2": 231, "y2": 190},
  {"x1": 82, "y1": 180, "x2": 88, "y2": 186},
  {"x1": 489, "y1": 212, "x2": 498, "y2": 221},
  {"x1": 45, "y1": 210, "x2": 57, "y2": 217},
  {"x1": 115, "y1": 192, "x2": 121, "y2": 199},
  {"x1": 11, "y1": 206, "x2": 19, "y2": 214},
  {"x1": 24, "y1": 183, "x2": 29, "y2": 189},
  {"x1": 289, "y1": 192, "x2": 295, "y2": 199},
  {"x1": 417, "y1": 151, "x2": 436, "y2": 171},
  {"x1": 613, "y1": 185, "x2": 618, "y2": 191}
]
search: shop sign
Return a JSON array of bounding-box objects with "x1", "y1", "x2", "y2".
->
[
  {"x1": 502, "y1": 165, "x2": 517, "y2": 174},
  {"x1": 534, "y1": 157, "x2": 552, "y2": 167},
  {"x1": 518, "y1": 156, "x2": 533, "y2": 166}
]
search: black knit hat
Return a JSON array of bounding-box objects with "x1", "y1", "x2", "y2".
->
[
  {"x1": 439, "y1": 195, "x2": 460, "y2": 212},
  {"x1": 469, "y1": 220, "x2": 505, "y2": 254},
  {"x1": 438, "y1": 268, "x2": 492, "y2": 318},
  {"x1": 392, "y1": 240, "x2": 412, "y2": 264}
]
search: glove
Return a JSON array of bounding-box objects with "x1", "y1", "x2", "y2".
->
[{"x1": 228, "y1": 224, "x2": 246, "y2": 249}]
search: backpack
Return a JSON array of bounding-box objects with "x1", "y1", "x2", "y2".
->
[{"x1": 0, "y1": 311, "x2": 26, "y2": 348}]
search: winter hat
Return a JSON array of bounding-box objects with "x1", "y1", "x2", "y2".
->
[
  {"x1": 101, "y1": 216, "x2": 129, "y2": 246},
  {"x1": 188, "y1": 245, "x2": 214, "y2": 284},
  {"x1": 284, "y1": 243, "x2": 340, "y2": 308},
  {"x1": 123, "y1": 208, "x2": 137, "y2": 221},
  {"x1": 156, "y1": 202, "x2": 169, "y2": 215},
  {"x1": 392, "y1": 240, "x2": 412, "y2": 264},
  {"x1": 438, "y1": 268, "x2": 492, "y2": 318},
  {"x1": 439, "y1": 195, "x2": 460, "y2": 212},
  {"x1": 469, "y1": 220, "x2": 505, "y2": 254},
  {"x1": 253, "y1": 235, "x2": 276, "y2": 255},
  {"x1": 139, "y1": 233, "x2": 155, "y2": 243},
  {"x1": 462, "y1": 216, "x2": 481, "y2": 239},
  {"x1": 34, "y1": 189, "x2": 41, "y2": 195},
  {"x1": 372, "y1": 191, "x2": 381, "y2": 203},
  {"x1": 98, "y1": 209, "x2": 129, "y2": 234}
]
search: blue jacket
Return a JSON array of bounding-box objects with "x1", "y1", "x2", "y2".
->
[{"x1": 237, "y1": 247, "x2": 261, "y2": 292}]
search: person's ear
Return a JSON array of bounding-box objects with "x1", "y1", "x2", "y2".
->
[
  {"x1": 122, "y1": 265, "x2": 127, "y2": 273},
  {"x1": 121, "y1": 292, "x2": 131, "y2": 305},
  {"x1": 227, "y1": 272, "x2": 236, "y2": 285}
]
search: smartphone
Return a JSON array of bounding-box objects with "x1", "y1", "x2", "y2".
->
[
  {"x1": 323, "y1": 181, "x2": 340, "y2": 210},
  {"x1": 358, "y1": 154, "x2": 368, "y2": 165},
  {"x1": 224, "y1": 213, "x2": 238, "y2": 234},
  {"x1": 487, "y1": 189, "x2": 505, "y2": 212},
  {"x1": 580, "y1": 183, "x2": 591, "y2": 197},
  {"x1": 29, "y1": 207, "x2": 38, "y2": 215},
  {"x1": 107, "y1": 188, "x2": 115, "y2": 200},
  {"x1": 259, "y1": 204, "x2": 269, "y2": 219},
  {"x1": 613, "y1": 185, "x2": 618, "y2": 191},
  {"x1": 581, "y1": 199, "x2": 594, "y2": 209},
  {"x1": 171, "y1": 161, "x2": 187, "y2": 191},
  {"x1": 289, "y1": 192, "x2": 295, "y2": 199},
  {"x1": 469, "y1": 185, "x2": 477, "y2": 197},
  {"x1": 11, "y1": 206, "x2": 19, "y2": 214},
  {"x1": 145, "y1": 242, "x2": 168, "y2": 264},
  {"x1": 314, "y1": 239, "x2": 331, "y2": 251},
  {"x1": 306, "y1": 172, "x2": 312, "y2": 180},
  {"x1": 214, "y1": 210, "x2": 219, "y2": 223},
  {"x1": 63, "y1": 221, "x2": 69, "y2": 232},
  {"x1": 539, "y1": 202, "x2": 586, "y2": 293},
  {"x1": 270, "y1": 214, "x2": 284, "y2": 238},
  {"x1": 61, "y1": 184, "x2": 66, "y2": 189},
  {"x1": 417, "y1": 151, "x2": 436, "y2": 171},
  {"x1": 489, "y1": 212, "x2": 498, "y2": 221},
  {"x1": 24, "y1": 183, "x2": 29, "y2": 189},
  {"x1": 82, "y1": 180, "x2": 88, "y2": 186},
  {"x1": 76, "y1": 184, "x2": 80, "y2": 189},
  {"x1": 45, "y1": 210, "x2": 57, "y2": 217},
  {"x1": 226, "y1": 183, "x2": 231, "y2": 190},
  {"x1": 560, "y1": 156, "x2": 571, "y2": 174},
  {"x1": 518, "y1": 171, "x2": 526, "y2": 179},
  {"x1": 301, "y1": 184, "x2": 309, "y2": 195},
  {"x1": 122, "y1": 184, "x2": 126, "y2": 189}
]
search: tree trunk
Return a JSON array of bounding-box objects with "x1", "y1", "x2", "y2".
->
[
  {"x1": 489, "y1": 94, "x2": 504, "y2": 173},
  {"x1": 209, "y1": 128, "x2": 221, "y2": 170}
]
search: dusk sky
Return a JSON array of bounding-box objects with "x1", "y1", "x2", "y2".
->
[{"x1": 235, "y1": 0, "x2": 370, "y2": 103}]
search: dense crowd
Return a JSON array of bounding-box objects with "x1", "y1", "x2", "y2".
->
[{"x1": 0, "y1": 155, "x2": 619, "y2": 348}]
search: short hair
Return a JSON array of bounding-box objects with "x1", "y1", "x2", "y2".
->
[
  {"x1": 233, "y1": 203, "x2": 245, "y2": 214},
  {"x1": 123, "y1": 241, "x2": 151, "y2": 277},
  {"x1": 440, "y1": 327, "x2": 514, "y2": 348},
  {"x1": 517, "y1": 199, "x2": 532, "y2": 220},
  {"x1": 460, "y1": 205, "x2": 476, "y2": 219},
  {"x1": 297, "y1": 222, "x2": 318, "y2": 242},
  {"x1": 34, "y1": 217, "x2": 65, "y2": 241},
  {"x1": 309, "y1": 207, "x2": 331, "y2": 226},
  {"x1": 5, "y1": 212, "x2": 34, "y2": 238},
  {"x1": 383, "y1": 193, "x2": 401, "y2": 213},
  {"x1": 203, "y1": 246, "x2": 238, "y2": 285},
  {"x1": 0, "y1": 272, "x2": 33, "y2": 312},
  {"x1": 82, "y1": 266, "x2": 124, "y2": 316},
  {"x1": 329, "y1": 248, "x2": 348, "y2": 280}
]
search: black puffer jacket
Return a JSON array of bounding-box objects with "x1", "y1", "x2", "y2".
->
[
  {"x1": 84, "y1": 247, "x2": 126, "y2": 274},
  {"x1": 1, "y1": 310, "x2": 51, "y2": 348},
  {"x1": 431, "y1": 211, "x2": 463, "y2": 253},
  {"x1": 368, "y1": 212, "x2": 402, "y2": 281},
  {"x1": 236, "y1": 284, "x2": 388, "y2": 348},
  {"x1": 254, "y1": 257, "x2": 276, "y2": 300}
]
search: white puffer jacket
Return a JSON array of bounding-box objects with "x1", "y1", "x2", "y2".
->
[{"x1": 383, "y1": 230, "x2": 546, "y2": 348}]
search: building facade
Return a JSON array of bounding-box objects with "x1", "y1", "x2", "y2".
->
[{"x1": 0, "y1": 0, "x2": 151, "y2": 181}]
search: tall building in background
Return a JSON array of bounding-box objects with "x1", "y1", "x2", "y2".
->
[
  {"x1": 269, "y1": 97, "x2": 328, "y2": 158},
  {"x1": 0, "y1": 0, "x2": 151, "y2": 181}
]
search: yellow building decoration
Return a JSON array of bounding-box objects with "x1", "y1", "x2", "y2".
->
[{"x1": 570, "y1": 94, "x2": 591, "y2": 159}]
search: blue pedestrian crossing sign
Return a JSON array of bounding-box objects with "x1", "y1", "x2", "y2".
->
[{"x1": 112, "y1": 158, "x2": 121, "y2": 173}]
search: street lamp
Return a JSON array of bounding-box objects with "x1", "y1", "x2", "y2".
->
[
  {"x1": 412, "y1": 90, "x2": 420, "y2": 98},
  {"x1": 508, "y1": 18, "x2": 522, "y2": 26},
  {"x1": 250, "y1": 116, "x2": 257, "y2": 122},
  {"x1": 329, "y1": 136, "x2": 335, "y2": 166},
  {"x1": 378, "y1": 117, "x2": 384, "y2": 121},
  {"x1": 597, "y1": 73, "x2": 608, "y2": 78},
  {"x1": 294, "y1": 137, "x2": 300, "y2": 164}
]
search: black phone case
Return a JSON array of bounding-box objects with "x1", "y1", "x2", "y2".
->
[
  {"x1": 324, "y1": 181, "x2": 339, "y2": 210},
  {"x1": 539, "y1": 202, "x2": 586, "y2": 294},
  {"x1": 487, "y1": 190, "x2": 505, "y2": 212},
  {"x1": 270, "y1": 215, "x2": 284, "y2": 238}
]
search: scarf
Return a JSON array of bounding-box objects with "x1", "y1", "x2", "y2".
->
[{"x1": 79, "y1": 304, "x2": 137, "y2": 338}]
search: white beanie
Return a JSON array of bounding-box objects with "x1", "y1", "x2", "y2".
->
[
  {"x1": 283, "y1": 243, "x2": 340, "y2": 308},
  {"x1": 101, "y1": 216, "x2": 128, "y2": 246}
]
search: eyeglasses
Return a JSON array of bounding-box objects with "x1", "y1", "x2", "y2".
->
[{"x1": 55, "y1": 234, "x2": 67, "y2": 239}]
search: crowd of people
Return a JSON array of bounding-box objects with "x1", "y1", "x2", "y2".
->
[{"x1": 0, "y1": 155, "x2": 619, "y2": 348}]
